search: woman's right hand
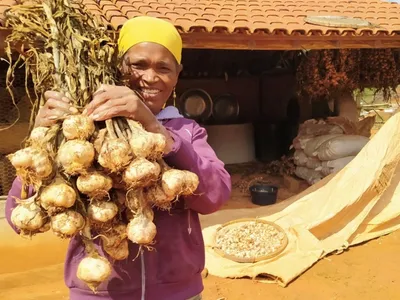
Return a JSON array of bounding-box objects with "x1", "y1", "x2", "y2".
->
[{"x1": 34, "y1": 91, "x2": 78, "y2": 128}]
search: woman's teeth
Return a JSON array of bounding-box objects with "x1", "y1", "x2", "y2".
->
[{"x1": 141, "y1": 89, "x2": 161, "y2": 95}]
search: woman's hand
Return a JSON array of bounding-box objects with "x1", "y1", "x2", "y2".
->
[
  {"x1": 34, "y1": 91, "x2": 78, "y2": 128},
  {"x1": 85, "y1": 84, "x2": 175, "y2": 154},
  {"x1": 84, "y1": 85, "x2": 157, "y2": 129}
]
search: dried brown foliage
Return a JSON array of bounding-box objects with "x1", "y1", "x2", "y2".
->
[
  {"x1": 296, "y1": 49, "x2": 400, "y2": 101},
  {"x1": 2, "y1": 0, "x2": 118, "y2": 127}
]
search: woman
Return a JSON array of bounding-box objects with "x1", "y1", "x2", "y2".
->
[{"x1": 5, "y1": 16, "x2": 231, "y2": 300}]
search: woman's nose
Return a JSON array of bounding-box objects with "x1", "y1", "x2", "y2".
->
[{"x1": 142, "y1": 68, "x2": 159, "y2": 83}]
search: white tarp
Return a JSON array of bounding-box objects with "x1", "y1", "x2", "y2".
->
[{"x1": 203, "y1": 112, "x2": 400, "y2": 286}]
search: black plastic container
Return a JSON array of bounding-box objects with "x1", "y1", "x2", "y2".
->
[{"x1": 249, "y1": 184, "x2": 278, "y2": 206}]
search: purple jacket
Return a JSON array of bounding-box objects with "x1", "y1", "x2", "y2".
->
[{"x1": 5, "y1": 112, "x2": 232, "y2": 300}]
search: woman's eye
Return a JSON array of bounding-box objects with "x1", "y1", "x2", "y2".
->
[
  {"x1": 159, "y1": 66, "x2": 171, "y2": 73},
  {"x1": 129, "y1": 63, "x2": 143, "y2": 69}
]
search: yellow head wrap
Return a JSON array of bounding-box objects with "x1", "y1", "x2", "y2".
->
[{"x1": 118, "y1": 16, "x2": 182, "y2": 64}]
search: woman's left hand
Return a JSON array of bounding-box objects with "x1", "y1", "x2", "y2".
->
[{"x1": 83, "y1": 84, "x2": 157, "y2": 128}]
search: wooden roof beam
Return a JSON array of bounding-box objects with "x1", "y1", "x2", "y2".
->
[{"x1": 181, "y1": 32, "x2": 400, "y2": 50}]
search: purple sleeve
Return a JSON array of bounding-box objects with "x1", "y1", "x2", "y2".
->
[
  {"x1": 5, "y1": 177, "x2": 34, "y2": 233},
  {"x1": 163, "y1": 122, "x2": 232, "y2": 215}
]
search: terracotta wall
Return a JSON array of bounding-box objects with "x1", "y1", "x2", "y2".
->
[
  {"x1": 0, "y1": 31, "x2": 6, "y2": 58},
  {"x1": 175, "y1": 72, "x2": 311, "y2": 124},
  {"x1": 174, "y1": 49, "x2": 308, "y2": 125}
]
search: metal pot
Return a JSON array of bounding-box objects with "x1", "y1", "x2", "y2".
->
[
  {"x1": 178, "y1": 88, "x2": 213, "y2": 122},
  {"x1": 212, "y1": 94, "x2": 239, "y2": 124}
]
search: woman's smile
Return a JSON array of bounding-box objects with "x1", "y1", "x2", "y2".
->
[{"x1": 139, "y1": 87, "x2": 162, "y2": 97}]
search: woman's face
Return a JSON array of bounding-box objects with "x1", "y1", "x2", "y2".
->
[{"x1": 121, "y1": 42, "x2": 182, "y2": 114}]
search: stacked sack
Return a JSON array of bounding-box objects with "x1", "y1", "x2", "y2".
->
[{"x1": 292, "y1": 115, "x2": 375, "y2": 185}]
